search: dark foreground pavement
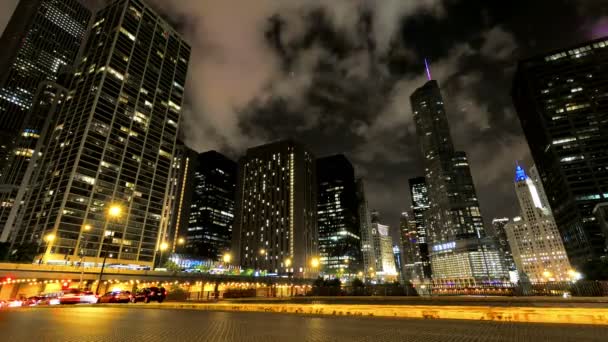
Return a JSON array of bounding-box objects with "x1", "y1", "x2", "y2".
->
[{"x1": 1, "y1": 306, "x2": 607, "y2": 341}]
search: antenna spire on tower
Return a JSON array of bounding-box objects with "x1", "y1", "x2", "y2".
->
[{"x1": 424, "y1": 58, "x2": 432, "y2": 81}]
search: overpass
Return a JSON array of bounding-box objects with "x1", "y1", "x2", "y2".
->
[{"x1": 0, "y1": 263, "x2": 313, "y2": 300}]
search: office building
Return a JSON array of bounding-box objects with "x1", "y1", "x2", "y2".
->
[
  {"x1": 316, "y1": 155, "x2": 362, "y2": 275},
  {"x1": 505, "y1": 165, "x2": 573, "y2": 282},
  {"x1": 232, "y1": 140, "x2": 317, "y2": 277},
  {"x1": 512, "y1": 37, "x2": 608, "y2": 267},
  {"x1": 356, "y1": 178, "x2": 376, "y2": 276},
  {"x1": 491, "y1": 217, "x2": 516, "y2": 273},
  {"x1": 12, "y1": 0, "x2": 191, "y2": 267},
  {"x1": 408, "y1": 177, "x2": 432, "y2": 278},
  {"x1": 0, "y1": 0, "x2": 91, "y2": 240},
  {"x1": 594, "y1": 203, "x2": 608, "y2": 250},
  {"x1": 399, "y1": 211, "x2": 426, "y2": 282},
  {"x1": 411, "y1": 79, "x2": 507, "y2": 283},
  {"x1": 186, "y1": 150, "x2": 237, "y2": 260},
  {"x1": 0, "y1": 0, "x2": 91, "y2": 174}
]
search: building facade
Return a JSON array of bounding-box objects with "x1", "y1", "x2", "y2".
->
[
  {"x1": 232, "y1": 140, "x2": 317, "y2": 278},
  {"x1": 186, "y1": 150, "x2": 237, "y2": 260},
  {"x1": 370, "y1": 211, "x2": 398, "y2": 281},
  {"x1": 0, "y1": 0, "x2": 91, "y2": 240},
  {"x1": 399, "y1": 211, "x2": 427, "y2": 282},
  {"x1": 12, "y1": 0, "x2": 191, "y2": 267},
  {"x1": 410, "y1": 79, "x2": 507, "y2": 283},
  {"x1": 356, "y1": 178, "x2": 376, "y2": 277},
  {"x1": 505, "y1": 165, "x2": 573, "y2": 282},
  {"x1": 491, "y1": 217, "x2": 516, "y2": 273},
  {"x1": 316, "y1": 155, "x2": 362, "y2": 275},
  {"x1": 512, "y1": 38, "x2": 608, "y2": 267},
  {"x1": 165, "y1": 141, "x2": 197, "y2": 254},
  {"x1": 408, "y1": 177, "x2": 432, "y2": 278}
]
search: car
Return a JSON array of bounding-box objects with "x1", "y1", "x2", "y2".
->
[
  {"x1": 130, "y1": 287, "x2": 167, "y2": 303},
  {"x1": 98, "y1": 291, "x2": 131, "y2": 303},
  {"x1": 59, "y1": 289, "x2": 98, "y2": 304},
  {"x1": 6, "y1": 300, "x2": 24, "y2": 308},
  {"x1": 24, "y1": 296, "x2": 45, "y2": 306}
]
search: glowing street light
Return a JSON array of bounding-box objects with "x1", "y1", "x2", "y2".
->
[
  {"x1": 160, "y1": 242, "x2": 169, "y2": 251},
  {"x1": 568, "y1": 269, "x2": 582, "y2": 281},
  {"x1": 284, "y1": 258, "x2": 292, "y2": 268},
  {"x1": 177, "y1": 237, "x2": 185, "y2": 245},
  {"x1": 44, "y1": 234, "x2": 55, "y2": 243},
  {"x1": 310, "y1": 257, "x2": 320, "y2": 269},
  {"x1": 223, "y1": 253, "x2": 232, "y2": 264},
  {"x1": 83, "y1": 224, "x2": 92, "y2": 231}
]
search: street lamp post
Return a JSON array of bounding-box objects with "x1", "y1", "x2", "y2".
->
[
  {"x1": 95, "y1": 204, "x2": 122, "y2": 295},
  {"x1": 155, "y1": 242, "x2": 169, "y2": 269},
  {"x1": 78, "y1": 224, "x2": 91, "y2": 289}
]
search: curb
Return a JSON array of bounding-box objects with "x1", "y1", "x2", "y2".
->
[{"x1": 92, "y1": 302, "x2": 608, "y2": 325}]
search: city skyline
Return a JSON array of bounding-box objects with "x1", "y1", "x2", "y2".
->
[{"x1": 2, "y1": 1, "x2": 606, "y2": 233}]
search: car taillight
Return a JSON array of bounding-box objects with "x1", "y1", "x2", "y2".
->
[
  {"x1": 151, "y1": 292, "x2": 155, "y2": 296},
  {"x1": 114, "y1": 295, "x2": 118, "y2": 299},
  {"x1": 164, "y1": 291, "x2": 167, "y2": 295}
]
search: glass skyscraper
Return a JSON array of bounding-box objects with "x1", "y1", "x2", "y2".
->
[
  {"x1": 356, "y1": 178, "x2": 376, "y2": 277},
  {"x1": 232, "y1": 140, "x2": 318, "y2": 278},
  {"x1": 411, "y1": 80, "x2": 507, "y2": 283},
  {"x1": 186, "y1": 150, "x2": 237, "y2": 260},
  {"x1": 316, "y1": 154, "x2": 362, "y2": 275},
  {"x1": 512, "y1": 37, "x2": 608, "y2": 267},
  {"x1": 0, "y1": 0, "x2": 91, "y2": 241},
  {"x1": 12, "y1": 0, "x2": 191, "y2": 267},
  {"x1": 408, "y1": 176, "x2": 431, "y2": 278}
]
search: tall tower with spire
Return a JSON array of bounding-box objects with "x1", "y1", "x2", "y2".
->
[
  {"x1": 505, "y1": 164, "x2": 574, "y2": 282},
  {"x1": 410, "y1": 69, "x2": 507, "y2": 284}
]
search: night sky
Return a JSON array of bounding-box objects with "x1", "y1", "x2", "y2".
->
[{"x1": 2, "y1": 0, "x2": 608, "y2": 235}]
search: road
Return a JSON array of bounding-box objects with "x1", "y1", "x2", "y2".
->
[{"x1": 0, "y1": 306, "x2": 606, "y2": 341}]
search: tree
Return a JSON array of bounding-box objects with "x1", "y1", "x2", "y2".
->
[
  {"x1": 164, "y1": 260, "x2": 181, "y2": 272},
  {"x1": 351, "y1": 278, "x2": 364, "y2": 288}
]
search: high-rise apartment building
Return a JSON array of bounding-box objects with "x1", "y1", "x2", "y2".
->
[
  {"x1": 356, "y1": 178, "x2": 376, "y2": 276},
  {"x1": 594, "y1": 203, "x2": 608, "y2": 248},
  {"x1": 505, "y1": 165, "x2": 573, "y2": 282},
  {"x1": 408, "y1": 177, "x2": 431, "y2": 278},
  {"x1": 0, "y1": 0, "x2": 91, "y2": 240},
  {"x1": 317, "y1": 155, "x2": 362, "y2": 275},
  {"x1": 11, "y1": 0, "x2": 191, "y2": 267},
  {"x1": 186, "y1": 150, "x2": 237, "y2": 260},
  {"x1": 165, "y1": 141, "x2": 197, "y2": 253},
  {"x1": 411, "y1": 79, "x2": 507, "y2": 283},
  {"x1": 232, "y1": 140, "x2": 317, "y2": 278},
  {"x1": 512, "y1": 37, "x2": 608, "y2": 267},
  {"x1": 0, "y1": 0, "x2": 91, "y2": 173}
]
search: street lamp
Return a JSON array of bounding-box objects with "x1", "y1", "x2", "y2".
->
[
  {"x1": 223, "y1": 253, "x2": 232, "y2": 264},
  {"x1": 155, "y1": 241, "x2": 169, "y2": 269},
  {"x1": 45, "y1": 234, "x2": 55, "y2": 243},
  {"x1": 178, "y1": 237, "x2": 185, "y2": 245},
  {"x1": 96, "y1": 203, "x2": 123, "y2": 295},
  {"x1": 78, "y1": 224, "x2": 92, "y2": 289},
  {"x1": 311, "y1": 257, "x2": 320, "y2": 269}
]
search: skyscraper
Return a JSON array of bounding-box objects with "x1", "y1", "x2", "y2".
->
[
  {"x1": 370, "y1": 210, "x2": 398, "y2": 281},
  {"x1": 411, "y1": 79, "x2": 507, "y2": 283},
  {"x1": 232, "y1": 140, "x2": 317, "y2": 278},
  {"x1": 399, "y1": 211, "x2": 427, "y2": 282},
  {"x1": 186, "y1": 150, "x2": 237, "y2": 260},
  {"x1": 165, "y1": 141, "x2": 197, "y2": 254},
  {"x1": 316, "y1": 155, "x2": 362, "y2": 275},
  {"x1": 356, "y1": 178, "x2": 376, "y2": 277},
  {"x1": 491, "y1": 218, "x2": 516, "y2": 274},
  {"x1": 0, "y1": 0, "x2": 91, "y2": 174},
  {"x1": 11, "y1": 0, "x2": 191, "y2": 267},
  {"x1": 0, "y1": 0, "x2": 91, "y2": 240},
  {"x1": 505, "y1": 165, "x2": 573, "y2": 282},
  {"x1": 512, "y1": 37, "x2": 608, "y2": 267},
  {"x1": 408, "y1": 177, "x2": 431, "y2": 278}
]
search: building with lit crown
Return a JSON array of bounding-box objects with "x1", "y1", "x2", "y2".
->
[
  {"x1": 316, "y1": 155, "x2": 362, "y2": 275},
  {"x1": 11, "y1": 0, "x2": 191, "y2": 267},
  {"x1": 232, "y1": 140, "x2": 317, "y2": 278},
  {"x1": 505, "y1": 165, "x2": 573, "y2": 282},
  {"x1": 370, "y1": 211, "x2": 398, "y2": 281},
  {"x1": 411, "y1": 79, "x2": 507, "y2": 283},
  {"x1": 356, "y1": 179, "x2": 376, "y2": 277},
  {"x1": 512, "y1": 37, "x2": 608, "y2": 267}
]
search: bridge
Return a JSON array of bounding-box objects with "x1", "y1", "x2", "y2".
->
[{"x1": 0, "y1": 263, "x2": 313, "y2": 300}]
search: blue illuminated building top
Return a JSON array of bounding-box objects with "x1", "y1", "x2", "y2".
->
[{"x1": 515, "y1": 165, "x2": 528, "y2": 182}]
